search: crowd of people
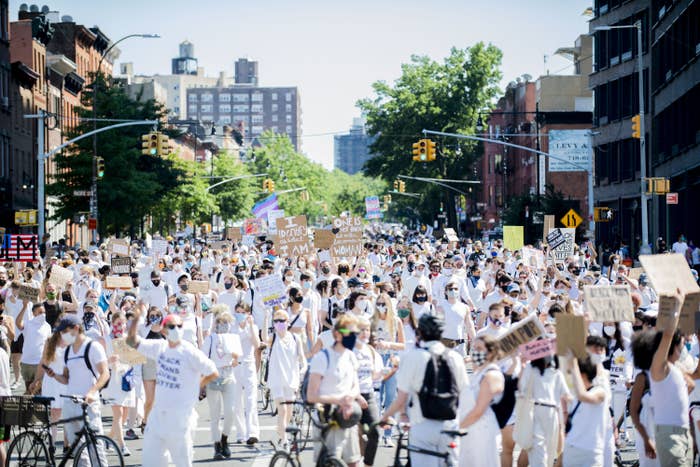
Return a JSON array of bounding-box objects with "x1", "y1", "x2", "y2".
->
[{"x1": 0, "y1": 227, "x2": 698, "y2": 467}]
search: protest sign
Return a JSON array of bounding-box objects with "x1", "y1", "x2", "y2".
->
[
  {"x1": 313, "y1": 230, "x2": 335, "y2": 250},
  {"x1": 225, "y1": 227, "x2": 242, "y2": 242},
  {"x1": 188, "y1": 280, "x2": 209, "y2": 294},
  {"x1": 243, "y1": 218, "x2": 265, "y2": 235},
  {"x1": 242, "y1": 235, "x2": 256, "y2": 247},
  {"x1": 627, "y1": 267, "x2": 644, "y2": 281},
  {"x1": 331, "y1": 216, "x2": 363, "y2": 258},
  {"x1": 211, "y1": 241, "x2": 230, "y2": 251},
  {"x1": 443, "y1": 228, "x2": 459, "y2": 244},
  {"x1": 105, "y1": 275, "x2": 133, "y2": 289},
  {"x1": 549, "y1": 228, "x2": 575, "y2": 262},
  {"x1": 497, "y1": 314, "x2": 544, "y2": 356},
  {"x1": 112, "y1": 338, "x2": 147, "y2": 365},
  {"x1": 555, "y1": 314, "x2": 587, "y2": 359},
  {"x1": 254, "y1": 275, "x2": 287, "y2": 306},
  {"x1": 48, "y1": 265, "x2": 73, "y2": 288},
  {"x1": 583, "y1": 285, "x2": 635, "y2": 322},
  {"x1": 150, "y1": 240, "x2": 168, "y2": 257},
  {"x1": 275, "y1": 215, "x2": 310, "y2": 258},
  {"x1": 267, "y1": 210, "x2": 285, "y2": 236},
  {"x1": 503, "y1": 226, "x2": 524, "y2": 251},
  {"x1": 679, "y1": 293, "x2": 700, "y2": 335},
  {"x1": 657, "y1": 294, "x2": 679, "y2": 332},
  {"x1": 639, "y1": 254, "x2": 700, "y2": 321},
  {"x1": 519, "y1": 338, "x2": 555, "y2": 361},
  {"x1": 109, "y1": 239, "x2": 129, "y2": 257},
  {"x1": 110, "y1": 256, "x2": 132, "y2": 275},
  {"x1": 17, "y1": 284, "x2": 40, "y2": 302},
  {"x1": 521, "y1": 246, "x2": 545, "y2": 270},
  {"x1": 546, "y1": 228, "x2": 566, "y2": 249},
  {"x1": 543, "y1": 215, "x2": 555, "y2": 242}
]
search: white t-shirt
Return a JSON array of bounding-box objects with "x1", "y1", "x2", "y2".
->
[
  {"x1": 137, "y1": 339, "x2": 217, "y2": 414},
  {"x1": 21, "y1": 314, "x2": 51, "y2": 365},
  {"x1": 441, "y1": 300, "x2": 468, "y2": 340},
  {"x1": 65, "y1": 338, "x2": 108, "y2": 396},
  {"x1": 354, "y1": 344, "x2": 383, "y2": 394},
  {"x1": 231, "y1": 321, "x2": 259, "y2": 364},
  {"x1": 310, "y1": 346, "x2": 359, "y2": 399},
  {"x1": 0, "y1": 347, "x2": 11, "y2": 396},
  {"x1": 202, "y1": 332, "x2": 242, "y2": 370}
]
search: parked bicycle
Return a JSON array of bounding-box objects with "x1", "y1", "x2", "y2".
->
[{"x1": 4, "y1": 394, "x2": 124, "y2": 467}]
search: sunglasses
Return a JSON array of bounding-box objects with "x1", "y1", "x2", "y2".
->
[
  {"x1": 166, "y1": 324, "x2": 183, "y2": 330},
  {"x1": 337, "y1": 328, "x2": 358, "y2": 336},
  {"x1": 273, "y1": 319, "x2": 287, "y2": 323}
]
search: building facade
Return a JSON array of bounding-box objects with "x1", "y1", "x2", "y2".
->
[
  {"x1": 235, "y1": 58, "x2": 258, "y2": 85},
  {"x1": 334, "y1": 117, "x2": 373, "y2": 174}
]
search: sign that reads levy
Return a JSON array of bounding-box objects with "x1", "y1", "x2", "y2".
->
[
  {"x1": 583, "y1": 285, "x2": 635, "y2": 322},
  {"x1": 497, "y1": 314, "x2": 544, "y2": 356},
  {"x1": 48, "y1": 265, "x2": 73, "y2": 288},
  {"x1": 110, "y1": 256, "x2": 132, "y2": 275},
  {"x1": 275, "y1": 215, "x2": 310, "y2": 258},
  {"x1": 331, "y1": 216, "x2": 363, "y2": 258}
]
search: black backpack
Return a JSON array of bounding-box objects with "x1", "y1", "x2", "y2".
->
[
  {"x1": 418, "y1": 351, "x2": 459, "y2": 420},
  {"x1": 64, "y1": 340, "x2": 111, "y2": 389},
  {"x1": 490, "y1": 371, "x2": 518, "y2": 428}
]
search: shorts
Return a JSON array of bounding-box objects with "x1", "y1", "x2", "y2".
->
[
  {"x1": 20, "y1": 363, "x2": 37, "y2": 385},
  {"x1": 270, "y1": 385, "x2": 296, "y2": 401},
  {"x1": 10, "y1": 334, "x2": 23, "y2": 354},
  {"x1": 313, "y1": 425, "x2": 361, "y2": 465},
  {"x1": 142, "y1": 359, "x2": 157, "y2": 381}
]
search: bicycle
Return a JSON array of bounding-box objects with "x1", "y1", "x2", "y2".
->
[
  {"x1": 268, "y1": 401, "x2": 347, "y2": 467},
  {"x1": 288, "y1": 400, "x2": 312, "y2": 452},
  {"x1": 258, "y1": 346, "x2": 274, "y2": 415},
  {"x1": 5, "y1": 395, "x2": 124, "y2": 467},
  {"x1": 390, "y1": 421, "x2": 467, "y2": 467}
]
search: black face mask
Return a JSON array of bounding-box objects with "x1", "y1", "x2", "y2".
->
[
  {"x1": 151, "y1": 280, "x2": 161, "y2": 287},
  {"x1": 632, "y1": 325, "x2": 643, "y2": 332},
  {"x1": 341, "y1": 333, "x2": 357, "y2": 350},
  {"x1": 415, "y1": 296, "x2": 427, "y2": 303},
  {"x1": 0, "y1": 279, "x2": 5, "y2": 287},
  {"x1": 81, "y1": 258, "x2": 90, "y2": 264},
  {"x1": 224, "y1": 282, "x2": 233, "y2": 290},
  {"x1": 387, "y1": 291, "x2": 396, "y2": 298},
  {"x1": 321, "y1": 267, "x2": 331, "y2": 274},
  {"x1": 293, "y1": 295, "x2": 304, "y2": 304}
]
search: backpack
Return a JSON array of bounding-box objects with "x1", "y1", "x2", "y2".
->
[
  {"x1": 417, "y1": 350, "x2": 459, "y2": 420},
  {"x1": 301, "y1": 348, "x2": 329, "y2": 404},
  {"x1": 64, "y1": 340, "x2": 111, "y2": 389},
  {"x1": 489, "y1": 370, "x2": 518, "y2": 429}
]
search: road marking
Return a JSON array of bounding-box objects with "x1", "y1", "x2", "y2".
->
[{"x1": 193, "y1": 425, "x2": 277, "y2": 432}]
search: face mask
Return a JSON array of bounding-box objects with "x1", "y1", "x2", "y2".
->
[
  {"x1": 179, "y1": 284, "x2": 188, "y2": 292},
  {"x1": 112, "y1": 323, "x2": 125, "y2": 337},
  {"x1": 234, "y1": 313, "x2": 247, "y2": 324},
  {"x1": 46, "y1": 292, "x2": 56, "y2": 300},
  {"x1": 376, "y1": 304, "x2": 387, "y2": 313},
  {"x1": 415, "y1": 296, "x2": 427, "y2": 304},
  {"x1": 357, "y1": 300, "x2": 368, "y2": 312},
  {"x1": 394, "y1": 267, "x2": 402, "y2": 274},
  {"x1": 274, "y1": 321, "x2": 287, "y2": 333},
  {"x1": 613, "y1": 259, "x2": 619, "y2": 265},
  {"x1": 443, "y1": 268, "x2": 452, "y2": 276},
  {"x1": 447, "y1": 290, "x2": 459, "y2": 299},
  {"x1": 224, "y1": 282, "x2": 233, "y2": 290},
  {"x1": 321, "y1": 267, "x2": 331, "y2": 275},
  {"x1": 397, "y1": 308, "x2": 410, "y2": 319},
  {"x1": 490, "y1": 317, "x2": 502, "y2": 327},
  {"x1": 337, "y1": 287, "x2": 347, "y2": 295},
  {"x1": 471, "y1": 350, "x2": 487, "y2": 367},
  {"x1": 293, "y1": 295, "x2": 304, "y2": 304},
  {"x1": 302, "y1": 281, "x2": 312, "y2": 290},
  {"x1": 167, "y1": 327, "x2": 183, "y2": 343},
  {"x1": 632, "y1": 325, "x2": 643, "y2": 332},
  {"x1": 298, "y1": 262, "x2": 306, "y2": 269},
  {"x1": 588, "y1": 352, "x2": 604, "y2": 365},
  {"x1": 62, "y1": 331, "x2": 76, "y2": 345},
  {"x1": 148, "y1": 315, "x2": 162, "y2": 325},
  {"x1": 341, "y1": 333, "x2": 357, "y2": 350},
  {"x1": 83, "y1": 312, "x2": 95, "y2": 328},
  {"x1": 603, "y1": 326, "x2": 615, "y2": 337},
  {"x1": 216, "y1": 322, "x2": 231, "y2": 334},
  {"x1": 150, "y1": 279, "x2": 161, "y2": 287}
]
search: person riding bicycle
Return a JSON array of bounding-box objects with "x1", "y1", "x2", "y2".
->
[
  {"x1": 379, "y1": 314, "x2": 469, "y2": 467},
  {"x1": 306, "y1": 313, "x2": 368, "y2": 467}
]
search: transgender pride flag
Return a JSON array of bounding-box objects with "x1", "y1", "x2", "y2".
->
[{"x1": 252, "y1": 194, "x2": 279, "y2": 219}]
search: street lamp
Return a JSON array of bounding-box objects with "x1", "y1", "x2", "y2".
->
[
  {"x1": 593, "y1": 21, "x2": 649, "y2": 253},
  {"x1": 91, "y1": 33, "x2": 159, "y2": 241}
]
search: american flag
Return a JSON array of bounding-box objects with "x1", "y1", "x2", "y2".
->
[{"x1": 0, "y1": 234, "x2": 39, "y2": 261}]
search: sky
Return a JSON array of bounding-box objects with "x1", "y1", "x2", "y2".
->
[{"x1": 12, "y1": 0, "x2": 593, "y2": 170}]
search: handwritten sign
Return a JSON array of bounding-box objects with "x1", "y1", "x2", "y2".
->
[
  {"x1": 17, "y1": 284, "x2": 40, "y2": 302},
  {"x1": 105, "y1": 275, "x2": 133, "y2": 290},
  {"x1": 584, "y1": 285, "x2": 635, "y2": 322},
  {"x1": 503, "y1": 226, "x2": 524, "y2": 251},
  {"x1": 519, "y1": 338, "x2": 555, "y2": 361},
  {"x1": 267, "y1": 210, "x2": 285, "y2": 236},
  {"x1": 254, "y1": 275, "x2": 288, "y2": 307},
  {"x1": 48, "y1": 265, "x2": 73, "y2": 288},
  {"x1": 150, "y1": 240, "x2": 168, "y2": 257},
  {"x1": 331, "y1": 217, "x2": 363, "y2": 258},
  {"x1": 443, "y1": 228, "x2": 459, "y2": 244},
  {"x1": 275, "y1": 215, "x2": 310, "y2": 258},
  {"x1": 110, "y1": 256, "x2": 132, "y2": 275},
  {"x1": 548, "y1": 228, "x2": 575, "y2": 262},
  {"x1": 657, "y1": 294, "x2": 679, "y2": 332},
  {"x1": 112, "y1": 338, "x2": 147, "y2": 365},
  {"x1": 555, "y1": 314, "x2": 587, "y2": 359},
  {"x1": 314, "y1": 230, "x2": 335, "y2": 250},
  {"x1": 225, "y1": 227, "x2": 241, "y2": 242},
  {"x1": 109, "y1": 239, "x2": 130, "y2": 257},
  {"x1": 188, "y1": 280, "x2": 209, "y2": 294},
  {"x1": 497, "y1": 314, "x2": 544, "y2": 356},
  {"x1": 522, "y1": 247, "x2": 545, "y2": 270},
  {"x1": 639, "y1": 254, "x2": 700, "y2": 322}
]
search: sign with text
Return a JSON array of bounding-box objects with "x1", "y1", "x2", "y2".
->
[
  {"x1": 521, "y1": 247, "x2": 545, "y2": 270},
  {"x1": 254, "y1": 275, "x2": 287, "y2": 307},
  {"x1": 275, "y1": 215, "x2": 310, "y2": 258},
  {"x1": 110, "y1": 256, "x2": 132, "y2": 275},
  {"x1": 313, "y1": 230, "x2": 335, "y2": 250},
  {"x1": 365, "y1": 196, "x2": 383, "y2": 219},
  {"x1": 627, "y1": 267, "x2": 644, "y2": 281},
  {"x1": 543, "y1": 215, "x2": 555, "y2": 243},
  {"x1": 188, "y1": 280, "x2": 209, "y2": 294},
  {"x1": 48, "y1": 265, "x2": 73, "y2": 288},
  {"x1": 0, "y1": 234, "x2": 39, "y2": 261},
  {"x1": 109, "y1": 239, "x2": 130, "y2": 257},
  {"x1": 267, "y1": 210, "x2": 285, "y2": 236},
  {"x1": 496, "y1": 314, "x2": 544, "y2": 356},
  {"x1": 105, "y1": 275, "x2": 133, "y2": 290},
  {"x1": 112, "y1": 338, "x2": 147, "y2": 365},
  {"x1": 548, "y1": 130, "x2": 592, "y2": 172},
  {"x1": 666, "y1": 192, "x2": 678, "y2": 205},
  {"x1": 555, "y1": 314, "x2": 587, "y2": 359},
  {"x1": 519, "y1": 338, "x2": 555, "y2": 361},
  {"x1": 225, "y1": 227, "x2": 241, "y2": 242},
  {"x1": 331, "y1": 216, "x2": 363, "y2": 258},
  {"x1": 546, "y1": 228, "x2": 566, "y2": 249},
  {"x1": 639, "y1": 254, "x2": 700, "y2": 320},
  {"x1": 548, "y1": 228, "x2": 575, "y2": 262},
  {"x1": 17, "y1": 284, "x2": 40, "y2": 302},
  {"x1": 443, "y1": 228, "x2": 459, "y2": 243},
  {"x1": 584, "y1": 285, "x2": 635, "y2": 322},
  {"x1": 503, "y1": 226, "x2": 524, "y2": 251}
]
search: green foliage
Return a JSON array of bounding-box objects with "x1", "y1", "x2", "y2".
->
[{"x1": 357, "y1": 43, "x2": 503, "y2": 224}]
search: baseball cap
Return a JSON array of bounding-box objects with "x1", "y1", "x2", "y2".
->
[
  {"x1": 507, "y1": 284, "x2": 521, "y2": 294},
  {"x1": 54, "y1": 315, "x2": 81, "y2": 333},
  {"x1": 347, "y1": 277, "x2": 362, "y2": 288}
]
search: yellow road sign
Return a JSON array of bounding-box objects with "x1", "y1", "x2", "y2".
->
[{"x1": 560, "y1": 209, "x2": 582, "y2": 229}]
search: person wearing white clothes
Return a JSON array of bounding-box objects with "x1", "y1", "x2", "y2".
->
[
  {"x1": 202, "y1": 312, "x2": 242, "y2": 460},
  {"x1": 0, "y1": 337, "x2": 9, "y2": 466},
  {"x1": 630, "y1": 332, "x2": 660, "y2": 467},
  {"x1": 438, "y1": 281, "x2": 476, "y2": 357},
  {"x1": 231, "y1": 303, "x2": 261, "y2": 445},
  {"x1": 16, "y1": 300, "x2": 52, "y2": 391},
  {"x1": 126, "y1": 309, "x2": 218, "y2": 467}
]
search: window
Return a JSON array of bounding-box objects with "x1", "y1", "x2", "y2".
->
[
  {"x1": 188, "y1": 94, "x2": 198, "y2": 102},
  {"x1": 285, "y1": 125, "x2": 292, "y2": 133},
  {"x1": 285, "y1": 104, "x2": 292, "y2": 112},
  {"x1": 272, "y1": 93, "x2": 278, "y2": 100},
  {"x1": 285, "y1": 114, "x2": 292, "y2": 123},
  {"x1": 218, "y1": 93, "x2": 231, "y2": 102},
  {"x1": 272, "y1": 115, "x2": 278, "y2": 122},
  {"x1": 219, "y1": 104, "x2": 231, "y2": 113},
  {"x1": 201, "y1": 93, "x2": 213, "y2": 102},
  {"x1": 252, "y1": 92, "x2": 263, "y2": 102},
  {"x1": 252, "y1": 125, "x2": 263, "y2": 135},
  {"x1": 285, "y1": 92, "x2": 292, "y2": 101},
  {"x1": 252, "y1": 115, "x2": 263, "y2": 124},
  {"x1": 233, "y1": 113, "x2": 248, "y2": 122},
  {"x1": 200, "y1": 104, "x2": 212, "y2": 113},
  {"x1": 219, "y1": 116, "x2": 231, "y2": 125},
  {"x1": 233, "y1": 104, "x2": 249, "y2": 113},
  {"x1": 251, "y1": 104, "x2": 263, "y2": 113},
  {"x1": 188, "y1": 104, "x2": 197, "y2": 114},
  {"x1": 233, "y1": 93, "x2": 249, "y2": 102},
  {"x1": 272, "y1": 104, "x2": 278, "y2": 112}
]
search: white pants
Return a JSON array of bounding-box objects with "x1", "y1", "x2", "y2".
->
[
  {"x1": 410, "y1": 419, "x2": 459, "y2": 467},
  {"x1": 527, "y1": 405, "x2": 560, "y2": 467},
  {"x1": 563, "y1": 445, "x2": 603, "y2": 467},
  {"x1": 143, "y1": 408, "x2": 196, "y2": 467},
  {"x1": 233, "y1": 361, "x2": 260, "y2": 439},
  {"x1": 63, "y1": 400, "x2": 107, "y2": 467},
  {"x1": 207, "y1": 382, "x2": 236, "y2": 441}
]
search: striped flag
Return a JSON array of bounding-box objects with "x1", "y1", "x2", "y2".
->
[
  {"x1": 252, "y1": 194, "x2": 279, "y2": 220},
  {"x1": 0, "y1": 234, "x2": 39, "y2": 261}
]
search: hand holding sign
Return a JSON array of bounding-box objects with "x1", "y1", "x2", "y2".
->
[{"x1": 656, "y1": 290, "x2": 683, "y2": 333}]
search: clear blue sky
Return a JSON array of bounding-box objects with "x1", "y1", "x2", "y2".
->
[{"x1": 12, "y1": 0, "x2": 592, "y2": 170}]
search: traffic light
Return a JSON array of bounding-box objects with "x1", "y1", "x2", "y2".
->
[
  {"x1": 398, "y1": 180, "x2": 406, "y2": 193},
  {"x1": 157, "y1": 133, "x2": 172, "y2": 157},
  {"x1": 262, "y1": 178, "x2": 270, "y2": 191},
  {"x1": 644, "y1": 177, "x2": 670, "y2": 195},
  {"x1": 426, "y1": 139, "x2": 436, "y2": 161},
  {"x1": 631, "y1": 114, "x2": 641, "y2": 139},
  {"x1": 393, "y1": 180, "x2": 399, "y2": 191},
  {"x1": 97, "y1": 157, "x2": 105, "y2": 178},
  {"x1": 594, "y1": 207, "x2": 613, "y2": 222},
  {"x1": 383, "y1": 194, "x2": 392, "y2": 204},
  {"x1": 412, "y1": 139, "x2": 428, "y2": 162},
  {"x1": 142, "y1": 132, "x2": 158, "y2": 156}
]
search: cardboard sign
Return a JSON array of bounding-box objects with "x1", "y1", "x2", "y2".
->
[
  {"x1": 150, "y1": 240, "x2": 168, "y2": 257},
  {"x1": 254, "y1": 275, "x2": 287, "y2": 306},
  {"x1": 639, "y1": 254, "x2": 700, "y2": 323},
  {"x1": 679, "y1": 293, "x2": 700, "y2": 335},
  {"x1": 521, "y1": 247, "x2": 545, "y2": 270},
  {"x1": 105, "y1": 275, "x2": 133, "y2": 290},
  {"x1": 519, "y1": 338, "x2": 555, "y2": 361},
  {"x1": 497, "y1": 314, "x2": 544, "y2": 356},
  {"x1": 657, "y1": 294, "x2": 679, "y2": 332},
  {"x1": 503, "y1": 226, "x2": 524, "y2": 251},
  {"x1": 627, "y1": 267, "x2": 644, "y2": 281},
  {"x1": 443, "y1": 228, "x2": 459, "y2": 243},
  {"x1": 112, "y1": 338, "x2": 147, "y2": 365},
  {"x1": 110, "y1": 256, "x2": 132, "y2": 275},
  {"x1": 48, "y1": 265, "x2": 73, "y2": 288},
  {"x1": 543, "y1": 215, "x2": 555, "y2": 243},
  {"x1": 17, "y1": 284, "x2": 40, "y2": 302},
  {"x1": 555, "y1": 314, "x2": 587, "y2": 359},
  {"x1": 584, "y1": 285, "x2": 635, "y2": 322},
  {"x1": 188, "y1": 280, "x2": 209, "y2": 294},
  {"x1": 110, "y1": 239, "x2": 130, "y2": 257},
  {"x1": 211, "y1": 241, "x2": 230, "y2": 251},
  {"x1": 243, "y1": 218, "x2": 265, "y2": 235},
  {"x1": 546, "y1": 228, "x2": 566, "y2": 249},
  {"x1": 314, "y1": 230, "x2": 335, "y2": 250},
  {"x1": 331, "y1": 216, "x2": 363, "y2": 258},
  {"x1": 225, "y1": 227, "x2": 242, "y2": 242},
  {"x1": 275, "y1": 215, "x2": 310, "y2": 258},
  {"x1": 549, "y1": 228, "x2": 575, "y2": 262}
]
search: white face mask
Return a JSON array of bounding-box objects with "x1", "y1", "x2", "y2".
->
[
  {"x1": 603, "y1": 326, "x2": 615, "y2": 337},
  {"x1": 62, "y1": 331, "x2": 76, "y2": 345},
  {"x1": 167, "y1": 327, "x2": 184, "y2": 343},
  {"x1": 588, "y1": 352, "x2": 604, "y2": 365},
  {"x1": 358, "y1": 300, "x2": 368, "y2": 312}
]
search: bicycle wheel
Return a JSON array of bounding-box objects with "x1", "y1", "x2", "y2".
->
[
  {"x1": 258, "y1": 383, "x2": 270, "y2": 412},
  {"x1": 269, "y1": 451, "x2": 300, "y2": 467},
  {"x1": 6, "y1": 431, "x2": 50, "y2": 467},
  {"x1": 72, "y1": 435, "x2": 124, "y2": 467}
]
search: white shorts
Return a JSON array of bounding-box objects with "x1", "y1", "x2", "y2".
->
[{"x1": 270, "y1": 385, "x2": 296, "y2": 401}]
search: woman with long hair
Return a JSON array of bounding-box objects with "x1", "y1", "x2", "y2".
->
[
  {"x1": 396, "y1": 297, "x2": 417, "y2": 347},
  {"x1": 410, "y1": 285, "x2": 433, "y2": 320},
  {"x1": 287, "y1": 287, "x2": 313, "y2": 347},
  {"x1": 140, "y1": 305, "x2": 165, "y2": 429}
]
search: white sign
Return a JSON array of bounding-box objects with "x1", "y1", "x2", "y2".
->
[
  {"x1": 254, "y1": 275, "x2": 288, "y2": 307},
  {"x1": 151, "y1": 240, "x2": 168, "y2": 257},
  {"x1": 548, "y1": 228, "x2": 575, "y2": 262},
  {"x1": 548, "y1": 130, "x2": 592, "y2": 172},
  {"x1": 267, "y1": 209, "x2": 285, "y2": 236}
]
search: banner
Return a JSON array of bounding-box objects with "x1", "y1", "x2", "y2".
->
[
  {"x1": 584, "y1": 285, "x2": 635, "y2": 322},
  {"x1": 275, "y1": 215, "x2": 310, "y2": 258},
  {"x1": 0, "y1": 234, "x2": 39, "y2": 261},
  {"x1": 548, "y1": 130, "x2": 592, "y2": 172},
  {"x1": 330, "y1": 216, "x2": 363, "y2": 258},
  {"x1": 503, "y1": 226, "x2": 524, "y2": 251}
]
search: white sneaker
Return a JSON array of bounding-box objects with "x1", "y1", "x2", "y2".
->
[
  {"x1": 385, "y1": 437, "x2": 395, "y2": 448},
  {"x1": 121, "y1": 445, "x2": 131, "y2": 457}
]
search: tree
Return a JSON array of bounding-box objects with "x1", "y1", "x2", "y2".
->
[
  {"x1": 46, "y1": 75, "x2": 182, "y2": 237},
  {"x1": 211, "y1": 151, "x2": 257, "y2": 222},
  {"x1": 358, "y1": 43, "x2": 503, "y2": 225}
]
